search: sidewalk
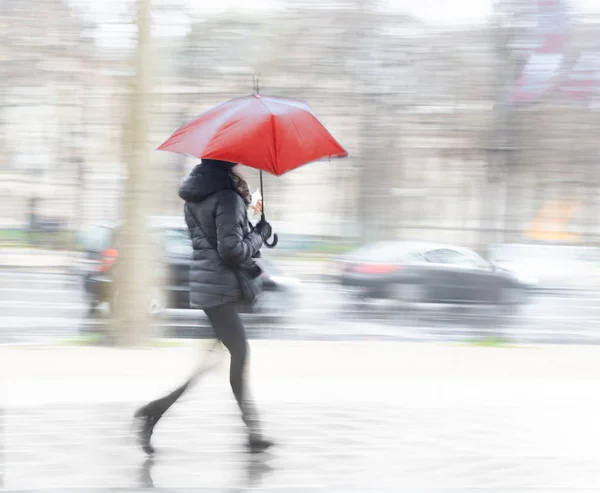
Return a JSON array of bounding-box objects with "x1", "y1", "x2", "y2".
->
[
  {"x1": 2, "y1": 341, "x2": 600, "y2": 489},
  {"x1": 0, "y1": 248, "x2": 75, "y2": 269}
]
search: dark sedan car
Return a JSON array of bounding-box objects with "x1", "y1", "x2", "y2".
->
[
  {"x1": 331, "y1": 241, "x2": 536, "y2": 315},
  {"x1": 77, "y1": 219, "x2": 300, "y2": 317}
]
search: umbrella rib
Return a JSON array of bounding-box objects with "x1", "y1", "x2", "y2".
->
[
  {"x1": 157, "y1": 97, "x2": 248, "y2": 151},
  {"x1": 305, "y1": 112, "x2": 348, "y2": 159},
  {"x1": 270, "y1": 113, "x2": 277, "y2": 175},
  {"x1": 254, "y1": 96, "x2": 278, "y2": 175}
]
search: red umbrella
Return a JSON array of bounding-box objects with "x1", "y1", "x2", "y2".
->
[{"x1": 157, "y1": 90, "x2": 348, "y2": 247}]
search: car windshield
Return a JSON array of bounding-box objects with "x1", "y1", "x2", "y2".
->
[{"x1": 424, "y1": 248, "x2": 490, "y2": 269}]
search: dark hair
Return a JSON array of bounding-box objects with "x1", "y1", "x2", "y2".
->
[{"x1": 230, "y1": 170, "x2": 252, "y2": 205}]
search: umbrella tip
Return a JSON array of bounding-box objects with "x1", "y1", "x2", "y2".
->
[{"x1": 253, "y1": 75, "x2": 260, "y2": 95}]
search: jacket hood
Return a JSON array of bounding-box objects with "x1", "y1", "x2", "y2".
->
[{"x1": 178, "y1": 163, "x2": 235, "y2": 203}]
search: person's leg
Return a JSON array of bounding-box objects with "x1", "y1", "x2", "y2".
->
[
  {"x1": 134, "y1": 340, "x2": 221, "y2": 455},
  {"x1": 205, "y1": 303, "x2": 272, "y2": 451},
  {"x1": 205, "y1": 303, "x2": 248, "y2": 405}
]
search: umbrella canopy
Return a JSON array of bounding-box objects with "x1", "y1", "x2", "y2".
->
[{"x1": 156, "y1": 94, "x2": 347, "y2": 176}]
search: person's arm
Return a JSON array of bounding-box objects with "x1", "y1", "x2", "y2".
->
[{"x1": 215, "y1": 190, "x2": 263, "y2": 265}]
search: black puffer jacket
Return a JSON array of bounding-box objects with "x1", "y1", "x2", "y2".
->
[{"x1": 179, "y1": 162, "x2": 264, "y2": 309}]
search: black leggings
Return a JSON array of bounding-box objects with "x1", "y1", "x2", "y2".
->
[
  {"x1": 204, "y1": 302, "x2": 249, "y2": 406},
  {"x1": 206, "y1": 303, "x2": 261, "y2": 436},
  {"x1": 141, "y1": 302, "x2": 260, "y2": 436}
]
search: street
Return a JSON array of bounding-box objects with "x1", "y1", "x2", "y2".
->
[
  {"x1": 2, "y1": 342, "x2": 600, "y2": 489},
  {"x1": 0, "y1": 270, "x2": 84, "y2": 343},
  {"x1": 1, "y1": 267, "x2": 600, "y2": 344}
]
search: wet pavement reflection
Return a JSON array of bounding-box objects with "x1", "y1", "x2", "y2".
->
[
  {"x1": 5, "y1": 394, "x2": 600, "y2": 489},
  {"x1": 136, "y1": 454, "x2": 275, "y2": 489}
]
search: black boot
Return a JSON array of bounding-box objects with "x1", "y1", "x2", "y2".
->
[
  {"x1": 132, "y1": 377, "x2": 195, "y2": 456},
  {"x1": 248, "y1": 434, "x2": 275, "y2": 453},
  {"x1": 240, "y1": 398, "x2": 275, "y2": 453},
  {"x1": 133, "y1": 407, "x2": 162, "y2": 456}
]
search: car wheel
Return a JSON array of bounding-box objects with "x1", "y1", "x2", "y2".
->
[
  {"x1": 338, "y1": 290, "x2": 365, "y2": 318},
  {"x1": 148, "y1": 287, "x2": 167, "y2": 315},
  {"x1": 394, "y1": 283, "x2": 425, "y2": 303},
  {"x1": 87, "y1": 302, "x2": 101, "y2": 318},
  {"x1": 491, "y1": 287, "x2": 524, "y2": 328},
  {"x1": 390, "y1": 283, "x2": 426, "y2": 325},
  {"x1": 500, "y1": 286, "x2": 523, "y2": 305}
]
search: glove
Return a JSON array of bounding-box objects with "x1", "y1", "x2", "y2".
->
[{"x1": 255, "y1": 218, "x2": 272, "y2": 241}]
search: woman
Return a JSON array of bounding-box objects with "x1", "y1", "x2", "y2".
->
[{"x1": 134, "y1": 159, "x2": 274, "y2": 454}]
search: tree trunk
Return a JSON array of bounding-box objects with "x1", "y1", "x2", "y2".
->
[{"x1": 111, "y1": 0, "x2": 153, "y2": 347}]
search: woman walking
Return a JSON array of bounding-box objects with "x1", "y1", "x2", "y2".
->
[{"x1": 134, "y1": 159, "x2": 274, "y2": 454}]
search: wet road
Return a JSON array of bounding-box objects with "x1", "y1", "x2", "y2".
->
[{"x1": 1, "y1": 268, "x2": 600, "y2": 344}]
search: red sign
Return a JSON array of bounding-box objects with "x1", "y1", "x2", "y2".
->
[{"x1": 508, "y1": 0, "x2": 570, "y2": 104}]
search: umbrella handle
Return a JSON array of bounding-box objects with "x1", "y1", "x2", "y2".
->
[
  {"x1": 258, "y1": 171, "x2": 277, "y2": 248},
  {"x1": 264, "y1": 233, "x2": 278, "y2": 249}
]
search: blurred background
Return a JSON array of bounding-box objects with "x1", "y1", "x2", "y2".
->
[
  {"x1": 4, "y1": 0, "x2": 600, "y2": 490},
  {"x1": 2, "y1": 0, "x2": 600, "y2": 345}
]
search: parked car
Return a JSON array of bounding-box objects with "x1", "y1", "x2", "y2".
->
[
  {"x1": 77, "y1": 218, "x2": 300, "y2": 318},
  {"x1": 330, "y1": 241, "x2": 536, "y2": 316},
  {"x1": 488, "y1": 243, "x2": 600, "y2": 293}
]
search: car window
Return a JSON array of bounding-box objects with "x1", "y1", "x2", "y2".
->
[
  {"x1": 403, "y1": 251, "x2": 428, "y2": 264},
  {"x1": 424, "y1": 248, "x2": 480, "y2": 267},
  {"x1": 161, "y1": 228, "x2": 192, "y2": 256},
  {"x1": 458, "y1": 248, "x2": 492, "y2": 269},
  {"x1": 76, "y1": 225, "x2": 114, "y2": 252}
]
